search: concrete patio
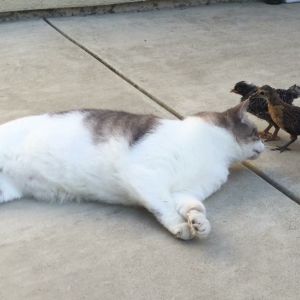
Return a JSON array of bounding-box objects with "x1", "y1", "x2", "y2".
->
[{"x1": 0, "y1": 2, "x2": 299, "y2": 299}]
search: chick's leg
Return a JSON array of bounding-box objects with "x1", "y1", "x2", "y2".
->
[
  {"x1": 263, "y1": 123, "x2": 273, "y2": 134},
  {"x1": 272, "y1": 135, "x2": 297, "y2": 153},
  {"x1": 259, "y1": 123, "x2": 273, "y2": 139},
  {"x1": 264, "y1": 125, "x2": 280, "y2": 142}
]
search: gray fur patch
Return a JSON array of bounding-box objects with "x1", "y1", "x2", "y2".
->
[
  {"x1": 196, "y1": 109, "x2": 259, "y2": 144},
  {"x1": 55, "y1": 109, "x2": 159, "y2": 145}
]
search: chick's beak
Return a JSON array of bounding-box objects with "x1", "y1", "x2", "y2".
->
[{"x1": 231, "y1": 89, "x2": 237, "y2": 93}]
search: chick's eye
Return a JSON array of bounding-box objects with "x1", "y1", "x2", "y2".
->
[{"x1": 260, "y1": 91, "x2": 265, "y2": 96}]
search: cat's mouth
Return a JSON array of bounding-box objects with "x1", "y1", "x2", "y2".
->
[{"x1": 248, "y1": 149, "x2": 262, "y2": 160}]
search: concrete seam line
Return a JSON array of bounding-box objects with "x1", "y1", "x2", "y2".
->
[
  {"x1": 243, "y1": 161, "x2": 299, "y2": 205},
  {"x1": 43, "y1": 18, "x2": 183, "y2": 119},
  {"x1": 44, "y1": 18, "x2": 299, "y2": 205}
]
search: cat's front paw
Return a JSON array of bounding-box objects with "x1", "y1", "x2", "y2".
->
[
  {"x1": 173, "y1": 223, "x2": 195, "y2": 240},
  {"x1": 187, "y1": 210, "x2": 211, "y2": 239}
]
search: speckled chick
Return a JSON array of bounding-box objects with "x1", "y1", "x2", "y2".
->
[
  {"x1": 231, "y1": 81, "x2": 300, "y2": 141},
  {"x1": 255, "y1": 85, "x2": 300, "y2": 152}
]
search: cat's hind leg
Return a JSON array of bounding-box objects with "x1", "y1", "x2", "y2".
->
[
  {"x1": 149, "y1": 203, "x2": 195, "y2": 240},
  {"x1": 131, "y1": 184, "x2": 195, "y2": 240},
  {"x1": 174, "y1": 193, "x2": 211, "y2": 239},
  {"x1": 0, "y1": 174, "x2": 22, "y2": 203}
]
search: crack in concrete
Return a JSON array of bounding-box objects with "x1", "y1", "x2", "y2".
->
[
  {"x1": 243, "y1": 161, "x2": 299, "y2": 204},
  {"x1": 44, "y1": 18, "x2": 182, "y2": 119}
]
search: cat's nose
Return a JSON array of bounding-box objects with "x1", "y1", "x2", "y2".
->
[{"x1": 254, "y1": 149, "x2": 261, "y2": 155}]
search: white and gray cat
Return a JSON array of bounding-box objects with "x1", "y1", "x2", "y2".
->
[{"x1": 0, "y1": 100, "x2": 264, "y2": 240}]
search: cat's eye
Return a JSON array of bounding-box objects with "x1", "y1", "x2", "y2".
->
[{"x1": 252, "y1": 129, "x2": 258, "y2": 136}]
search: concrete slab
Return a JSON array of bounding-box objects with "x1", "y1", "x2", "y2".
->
[
  {"x1": 0, "y1": 167, "x2": 299, "y2": 300},
  {"x1": 49, "y1": 2, "x2": 300, "y2": 199},
  {"x1": 0, "y1": 12, "x2": 299, "y2": 300},
  {"x1": 0, "y1": 20, "x2": 169, "y2": 123}
]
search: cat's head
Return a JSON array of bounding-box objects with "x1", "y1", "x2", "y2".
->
[
  {"x1": 224, "y1": 100, "x2": 264, "y2": 160},
  {"x1": 199, "y1": 101, "x2": 264, "y2": 161}
]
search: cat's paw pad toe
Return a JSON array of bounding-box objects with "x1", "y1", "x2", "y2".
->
[
  {"x1": 173, "y1": 223, "x2": 195, "y2": 240},
  {"x1": 187, "y1": 210, "x2": 211, "y2": 239}
]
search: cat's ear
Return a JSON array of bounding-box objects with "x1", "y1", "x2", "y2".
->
[
  {"x1": 237, "y1": 100, "x2": 249, "y2": 120},
  {"x1": 228, "y1": 100, "x2": 249, "y2": 121}
]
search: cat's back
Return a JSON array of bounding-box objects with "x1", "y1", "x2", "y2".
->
[
  {"x1": 0, "y1": 111, "x2": 88, "y2": 152},
  {"x1": 0, "y1": 109, "x2": 159, "y2": 147},
  {"x1": 0, "y1": 109, "x2": 161, "y2": 203}
]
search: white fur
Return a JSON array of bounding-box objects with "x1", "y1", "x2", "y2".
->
[{"x1": 0, "y1": 112, "x2": 264, "y2": 240}]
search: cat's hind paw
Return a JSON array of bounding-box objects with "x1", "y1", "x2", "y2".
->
[
  {"x1": 187, "y1": 210, "x2": 211, "y2": 239},
  {"x1": 173, "y1": 223, "x2": 195, "y2": 240}
]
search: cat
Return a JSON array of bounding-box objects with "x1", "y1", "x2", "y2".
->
[{"x1": 0, "y1": 100, "x2": 264, "y2": 240}]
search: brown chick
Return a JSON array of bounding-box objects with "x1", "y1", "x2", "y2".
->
[{"x1": 255, "y1": 85, "x2": 300, "y2": 152}]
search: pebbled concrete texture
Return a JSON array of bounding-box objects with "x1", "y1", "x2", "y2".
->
[
  {"x1": 1, "y1": 169, "x2": 299, "y2": 300},
  {"x1": 0, "y1": 4, "x2": 299, "y2": 300},
  {"x1": 0, "y1": 20, "x2": 170, "y2": 122},
  {"x1": 0, "y1": 0, "x2": 141, "y2": 13},
  {"x1": 50, "y1": 2, "x2": 300, "y2": 200}
]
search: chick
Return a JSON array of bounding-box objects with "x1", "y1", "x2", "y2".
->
[
  {"x1": 231, "y1": 81, "x2": 257, "y2": 101},
  {"x1": 231, "y1": 81, "x2": 300, "y2": 140},
  {"x1": 255, "y1": 85, "x2": 300, "y2": 152}
]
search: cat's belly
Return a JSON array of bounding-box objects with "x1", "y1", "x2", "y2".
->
[
  {"x1": 184, "y1": 168, "x2": 229, "y2": 201},
  {"x1": 0, "y1": 116, "x2": 136, "y2": 205},
  {"x1": 1, "y1": 150, "x2": 135, "y2": 205}
]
